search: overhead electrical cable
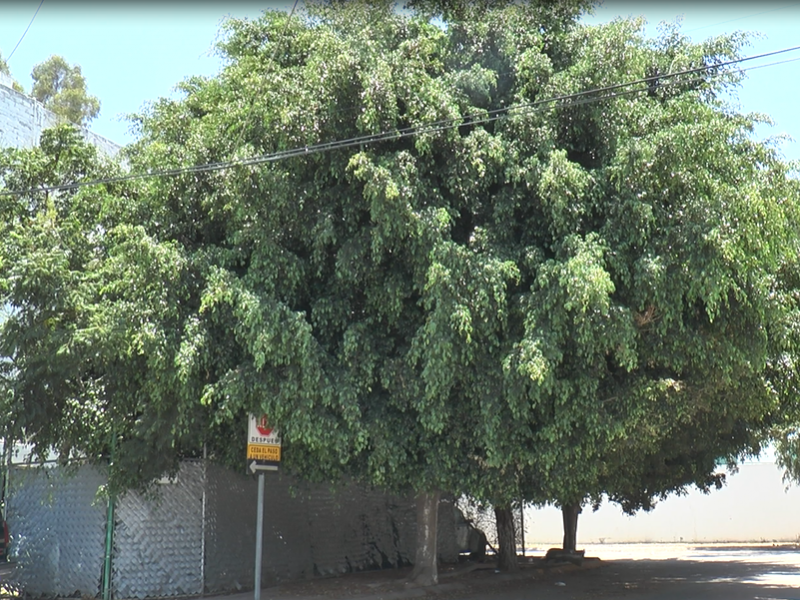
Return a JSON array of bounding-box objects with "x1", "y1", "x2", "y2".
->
[
  {"x1": 6, "y1": 0, "x2": 45, "y2": 63},
  {"x1": 1, "y1": 45, "x2": 799, "y2": 199}
]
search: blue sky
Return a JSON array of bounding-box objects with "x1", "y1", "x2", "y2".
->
[{"x1": 1, "y1": 1, "x2": 798, "y2": 161}]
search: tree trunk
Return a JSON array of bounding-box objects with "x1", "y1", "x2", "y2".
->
[
  {"x1": 494, "y1": 504, "x2": 519, "y2": 572},
  {"x1": 561, "y1": 503, "x2": 581, "y2": 553},
  {"x1": 409, "y1": 490, "x2": 440, "y2": 586}
]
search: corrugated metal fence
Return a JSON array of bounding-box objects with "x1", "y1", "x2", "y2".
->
[{"x1": 6, "y1": 461, "x2": 458, "y2": 598}]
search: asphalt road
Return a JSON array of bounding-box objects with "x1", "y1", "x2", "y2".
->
[
  {"x1": 477, "y1": 544, "x2": 800, "y2": 600},
  {"x1": 234, "y1": 543, "x2": 800, "y2": 600},
  {"x1": 2, "y1": 544, "x2": 797, "y2": 599}
]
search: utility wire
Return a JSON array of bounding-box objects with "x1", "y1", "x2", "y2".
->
[
  {"x1": 0, "y1": 55, "x2": 784, "y2": 197},
  {"x1": 6, "y1": 0, "x2": 45, "y2": 63},
  {"x1": 1, "y1": 45, "x2": 799, "y2": 199}
]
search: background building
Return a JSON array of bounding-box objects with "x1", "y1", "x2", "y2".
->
[{"x1": 0, "y1": 71, "x2": 119, "y2": 156}]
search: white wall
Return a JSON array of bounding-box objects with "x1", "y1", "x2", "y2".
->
[
  {"x1": 0, "y1": 77, "x2": 120, "y2": 156},
  {"x1": 0, "y1": 72, "x2": 15, "y2": 91},
  {"x1": 523, "y1": 460, "x2": 800, "y2": 546}
]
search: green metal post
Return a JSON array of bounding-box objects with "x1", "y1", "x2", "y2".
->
[
  {"x1": 102, "y1": 433, "x2": 117, "y2": 600},
  {"x1": 102, "y1": 491, "x2": 115, "y2": 600},
  {"x1": 1, "y1": 441, "x2": 8, "y2": 522}
]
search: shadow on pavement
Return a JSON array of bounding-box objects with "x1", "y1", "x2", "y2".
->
[
  {"x1": 210, "y1": 551, "x2": 800, "y2": 600},
  {"x1": 540, "y1": 553, "x2": 800, "y2": 600}
]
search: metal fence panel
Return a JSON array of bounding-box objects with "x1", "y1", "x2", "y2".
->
[
  {"x1": 203, "y1": 465, "x2": 316, "y2": 593},
  {"x1": 111, "y1": 461, "x2": 204, "y2": 599},
  {"x1": 202, "y1": 462, "x2": 258, "y2": 592},
  {"x1": 7, "y1": 460, "x2": 460, "y2": 598},
  {"x1": 6, "y1": 465, "x2": 107, "y2": 596},
  {"x1": 261, "y1": 475, "x2": 315, "y2": 583},
  {"x1": 388, "y1": 495, "x2": 417, "y2": 566},
  {"x1": 203, "y1": 467, "x2": 459, "y2": 594},
  {"x1": 436, "y1": 496, "x2": 459, "y2": 564},
  {"x1": 305, "y1": 481, "x2": 366, "y2": 576}
]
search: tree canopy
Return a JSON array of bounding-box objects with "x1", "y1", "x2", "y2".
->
[
  {"x1": 2, "y1": 0, "x2": 800, "y2": 581},
  {"x1": 31, "y1": 55, "x2": 101, "y2": 126}
]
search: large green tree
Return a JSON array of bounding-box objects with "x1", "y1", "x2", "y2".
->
[
  {"x1": 397, "y1": 7, "x2": 800, "y2": 565},
  {"x1": 481, "y1": 14, "x2": 800, "y2": 556},
  {"x1": 2, "y1": 1, "x2": 800, "y2": 587},
  {"x1": 31, "y1": 55, "x2": 100, "y2": 126}
]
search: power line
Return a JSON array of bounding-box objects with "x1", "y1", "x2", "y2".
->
[
  {"x1": 0, "y1": 53, "x2": 785, "y2": 197},
  {"x1": 6, "y1": 0, "x2": 45, "y2": 63},
  {"x1": 1, "y1": 45, "x2": 799, "y2": 199}
]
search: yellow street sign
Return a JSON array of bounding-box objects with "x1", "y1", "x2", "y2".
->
[{"x1": 247, "y1": 444, "x2": 281, "y2": 461}]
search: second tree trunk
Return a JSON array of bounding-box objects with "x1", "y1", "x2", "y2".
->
[
  {"x1": 494, "y1": 504, "x2": 519, "y2": 572},
  {"x1": 561, "y1": 503, "x2": 581, "y2": 553},
  {"x1": 409, "y1": 491, "x2": 440, "y2": 586}
]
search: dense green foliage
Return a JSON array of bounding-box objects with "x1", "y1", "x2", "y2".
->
[
  {"x1": 31, "y1": 55, "x2": 100, "y2": 126},
  {"x1": 2, "y1": 0, "x2": 800, "y2": 515},
  {"x1": 0, "y1": 126, "x2": 169, "y2": 489},
  {"x1": 776, "y1": 430, "x2": 800, "y2": 485}
]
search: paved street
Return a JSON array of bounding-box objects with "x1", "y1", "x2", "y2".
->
[
  {"x1": 2, "y1": 544, "x2": 797, "y2": 599},
  {"x1": 484, "y1": 543, "x2": 800, "y2": 600},
  {"x1": 222, "y1": 543, "x2": 800, "y2": 600}
]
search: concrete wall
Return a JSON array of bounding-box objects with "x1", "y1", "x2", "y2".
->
[
  {"x1": 523, "y1": 460, "x2": 800, "y2": 546},
  {"x1": 0, "y1": 75, "x2": 120, "y2": 156},
  {"x1": 0, "y1": 72, "x2": 16, "y2": 92}
]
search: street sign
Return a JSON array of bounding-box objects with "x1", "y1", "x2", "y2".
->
[
  {"x1": 247, "y1": 414, "x2": 281, "y2": 472},
  {"x1": 248, "y1": 460, "x2": 277, "y2": 474},
  {"x1": 247, "y1": 414, "x2": 281, "y2": 600}
]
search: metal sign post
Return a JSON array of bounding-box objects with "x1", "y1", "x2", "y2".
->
[
  {"x1": 248, "y1": 414, "x2": 281, "y2": 600},
  {"x1": 254, "y1": 472, "x2": 265, "y2": 600}
]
